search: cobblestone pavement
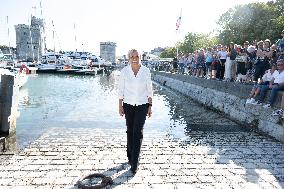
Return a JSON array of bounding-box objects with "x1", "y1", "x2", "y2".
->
[{"x1": 0, "y1": 127, "x2": 284, "y2": 189}]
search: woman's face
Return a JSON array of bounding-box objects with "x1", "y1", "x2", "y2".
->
[
  {"x1": 129, "y1": 51, "x2": 139, "y2": 64},
  {"x1": 264, "y1": 41, "x2": 270, "y2": 48}
]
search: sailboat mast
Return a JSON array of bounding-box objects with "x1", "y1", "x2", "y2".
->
[
  {"x1": 29, "y1": 14, "x2": 34, "y2": 62},
  {"x1": 6, "y1": 16, "x2": 11, "y2": 54},
  {"x1": 40, "y1": 1, "x2": 43, "y2": 17},
  {"x1": 52, "y1": 21, "x2": 55, "y2": 52},
  {"x1": 74, "y1": 23, "x2": 77, "y2": 53}
]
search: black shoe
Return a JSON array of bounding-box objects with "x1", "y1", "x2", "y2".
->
[
  {"x1": 130, "y1": 167, "x2": 137, "y2": 175},
  {"x1": 128, "y1": 159, "x2": 132, "y2": 167}
]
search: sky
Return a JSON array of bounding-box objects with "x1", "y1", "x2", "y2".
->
[{"x1": 0, "y1": 0, "x2": 268, "y2": 56}]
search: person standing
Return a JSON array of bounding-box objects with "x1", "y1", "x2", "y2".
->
[
  {"x1": 217, "y1": 45, "x2": 227, "y2": 80},
  {"x1": 118, "y1": 49, "x2": 153, "y2": 175},
  {"x1": 276, "y1": 30, "x2": 284, "y2": 59}
]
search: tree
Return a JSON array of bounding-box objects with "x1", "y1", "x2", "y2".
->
[
  {"x1": 160, "y1": 47, "x2": 176, "y2": 58},
  {"x1": 217, "y1": 1, "x2": 284, "y2": 45},
  {"x1": 178, "y1": 32, "x2": 218, "y2": 53}
]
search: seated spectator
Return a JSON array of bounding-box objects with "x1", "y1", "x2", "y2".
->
[
  {"x1": 253, "y1": 59, "x2": 284, "y2": 108},
  {"x1": 246, "y1": 64, "x2": 278, "y2": 104}
]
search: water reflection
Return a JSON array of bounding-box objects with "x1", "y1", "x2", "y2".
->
[{"x1": 15, "y1": 72, "x2": 246, "y2": 150}]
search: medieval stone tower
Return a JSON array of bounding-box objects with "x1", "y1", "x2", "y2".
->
[
  {"x1": 100, "y1": 42, "x2": 116, "y2": 64},
  {"x1": 15, "y1": 16, "x2": 45, "y2": 61}
]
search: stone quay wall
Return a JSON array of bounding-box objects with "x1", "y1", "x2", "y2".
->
[{"x1": 152, "y1": 71, "x2": 284, "y2": 142}]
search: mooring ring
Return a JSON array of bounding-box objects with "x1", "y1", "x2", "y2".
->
[{"x1": 76, "y1": 173, "x2": 113, "y2": 189}]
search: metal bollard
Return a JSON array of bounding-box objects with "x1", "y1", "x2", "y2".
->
[{"x1": 0, "y1": 75, "x2": 19, "y2": 135}]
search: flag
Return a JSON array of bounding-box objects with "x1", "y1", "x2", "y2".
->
[{"x1": 176, "y1": 16, "x2": 181, "y2": 31}]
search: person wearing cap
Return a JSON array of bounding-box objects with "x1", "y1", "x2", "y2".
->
[
  {"x1": 118, "y1": 49, "x2": 153, "y2": 174},
  {"x1": 276, "y1": 30, "x2": 284, "y2": 59},
  {"x1": 254, "y1": 59, "x2": 284, "y2": 108}
]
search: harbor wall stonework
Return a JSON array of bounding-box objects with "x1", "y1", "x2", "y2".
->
[{"x1": 152, "y1": 71, "x2": 284, "y2": 142}]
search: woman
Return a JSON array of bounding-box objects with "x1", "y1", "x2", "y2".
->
[
  {"x1": 217, "y1": 45, "x2": 227, "y2": 80},
  {"x1": 118, "y1": 49, "x2": 153, "y2": 175}
]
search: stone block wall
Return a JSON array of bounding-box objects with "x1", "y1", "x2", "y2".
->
[
  {"x1": 152, "y1": 71, "x2": 284, "y2": 142},
  {"x1": 100, "y1": 42, "x2": 116, "y2": 64}
]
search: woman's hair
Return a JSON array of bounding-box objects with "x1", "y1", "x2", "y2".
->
[
  {"x1": 264, "y1": 39, "x2": 271, "y2": 47},
  {"x1": 128, "y1": 49, "x2": 138, "y2": 58}
]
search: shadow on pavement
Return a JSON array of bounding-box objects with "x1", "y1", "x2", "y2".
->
[{"x1": 69, "y1": 162, "x2": 134, "y2": 189}]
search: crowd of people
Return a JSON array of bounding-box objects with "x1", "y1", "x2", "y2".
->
[
  {"x1": 172, "y1": 32, "x2": 284, "y2": 83},
  {"x1": 146, "y1": 30, "x2": 284, "y2": 116}
]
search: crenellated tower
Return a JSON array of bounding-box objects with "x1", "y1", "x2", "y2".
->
[
  {"x1": 15, "y1": 16, "x2": 45, "y2": 61},
  {"x1": 100, "y1": 42, "x2": 116, "y2": 64}
]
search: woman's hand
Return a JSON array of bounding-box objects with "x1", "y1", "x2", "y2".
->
[
  {"x1": 147, "y1": 106, "x2": 152, "y2": 118},
  {"x1": 119, "y1": 105, "x2": 124, "y2": 117}
]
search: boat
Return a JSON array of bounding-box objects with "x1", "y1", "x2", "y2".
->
[
  {"x1": 74, "y1": 68, "x2": 98, "y2": 75},
  {"x1": 90, "y1": 54, "x2": 113, "y2": 68},
  {"x1": 55, "y1": 65, "x2": 80, "y2": 74},
  {"x1": 0, "y1": 52, "x2": 16, "y2": 68}
]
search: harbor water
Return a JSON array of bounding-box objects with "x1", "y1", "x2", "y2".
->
[{"x1": 15, "y1": 71, "x2": 249, "y2": 150}]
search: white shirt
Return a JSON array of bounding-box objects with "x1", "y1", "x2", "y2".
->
[
  {"x1": 262, "y1": 70, "x2": 279, "y2": 82},
  {"x1": 273, "y1": 70, "x2": 284, "y2": 84},
  {"x1": 118, "y1": 64, "x2": 153, "y2": 106},
  {"x1": 218, "y1": 51, "x2": 228, "y2": 60}
]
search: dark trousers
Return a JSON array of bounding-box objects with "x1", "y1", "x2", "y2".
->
[
  {"x1": 123, "y1": 103, "x2": 148, "y2": 170},
  {"x1": 258, "y1": 84, "x2": 284, "y2": 105},
  {"x1": 216, "y1": 60, "x2": 225, "y2": 80},
  {"x1": 254, "y1": 61, "x2": 269, "y2": 81}
]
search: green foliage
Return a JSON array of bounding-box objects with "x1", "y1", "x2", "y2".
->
[
  {"x1": 160, "y1": 0, "x2": 284, "y2": 56},
  {"x1": 0, "y1": 45, "x2": 9, "y2": 49},
  {"x1": 217, "y1": 1, "x2": 284, "y2": 45},
  {"x1": 178, "y1": 32, "x2": 218, "y2": 54},
  {"x1": 160, "y1": 47, "x2": 176, "y2": 58}
]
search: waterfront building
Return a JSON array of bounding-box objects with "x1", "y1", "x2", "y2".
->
[
  {"x1": 150, "y1": 47, "x2": 165, "y2": 57},
  {"x1": 100, "y1": 42, "x2": 116, "y2": 64},
  {"x1": 15, "y1": 16, "x2": 45, "y2": 61}
]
